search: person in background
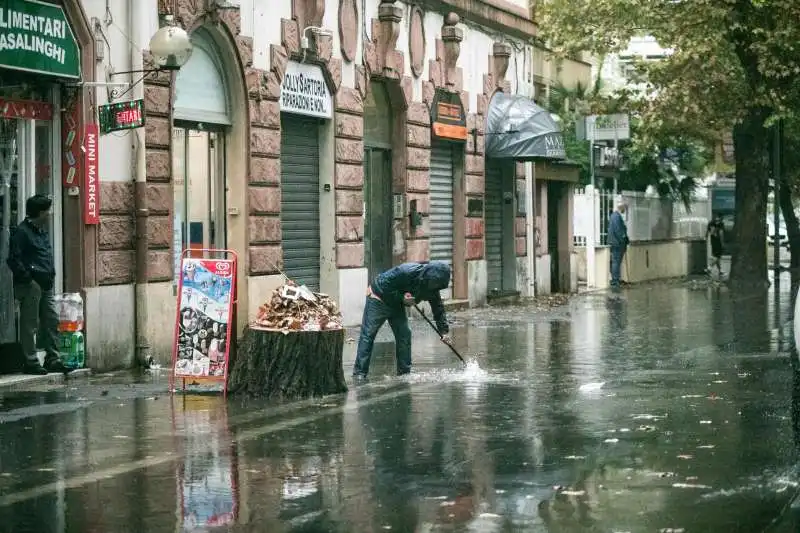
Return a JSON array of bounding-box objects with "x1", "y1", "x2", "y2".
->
[
  {"x1": 608, "y1": 201, "x2": 630, "y2": 290},
  {"x1": 706, "y1": 213, "x2": 725, "y2": 277},
  {"x1": 353, "y1": 261, "x2": 453, "y2": 380},
  {"x1": 7, "y1": 194, "x2": 69, "y2": 375}
]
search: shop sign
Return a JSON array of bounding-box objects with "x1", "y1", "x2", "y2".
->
[
  {"x1": 280, "y1": 61, "x2": 332, "y2": 120},
  {"x1": 544, "y1": 134, "x2": 566, "y2": 159},
  {"x1": 83, "y1": 123, "x2": 99, "y2": 225},
  {"x1": 0, "y1": 0, "x2": 80, "y2": 79},
  {"x1": 431, "y1": 89, "x2": 467, "y2": 142},
  {"x1": 586, "y1": 113, "x2": 630, "y2": 142},
  {"x1": 0, "y1": 97, "x2": 52, "y2": 120},
  {"x1": 99, "y1": 99, "x2": 145, "y2": 134}
]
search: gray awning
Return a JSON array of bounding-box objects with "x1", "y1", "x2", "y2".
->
[{"x1": 485, "y1": 93, "x2": 566, "y2": 161}]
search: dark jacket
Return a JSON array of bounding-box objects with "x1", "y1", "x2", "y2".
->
[
  {"x1": 7, "y1": 219, "x2": 55, "y2": 290},
  {"x1": 608, "y1": 211, "x2": 629, "y2": 248},
  {"x1": 371, "y1": 262, "x2": 451, "y2": 334}
]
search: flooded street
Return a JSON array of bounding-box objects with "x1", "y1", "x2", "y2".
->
[{"x1": 2, "y1": 280, "x2": 800, "y2": 532}]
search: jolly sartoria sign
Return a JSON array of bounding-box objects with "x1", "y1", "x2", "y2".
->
[
  {"x1": 280, "y1": 61, "x2": 332, "y2": 120},
  {"x1": 0, "y1": 0, "x2": 80, "y2": 79}
]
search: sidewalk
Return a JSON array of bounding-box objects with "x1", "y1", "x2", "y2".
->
[{"x1": 0, "y1": 368, "x2": 91, "y2": 392}]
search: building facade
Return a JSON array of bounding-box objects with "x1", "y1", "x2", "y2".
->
[
  {"x1": 64, "y1": 0, "x2": 591, "y2": 368},
  {"x1": 0, "y1": 0, "x2": 96, "y2": 346}
]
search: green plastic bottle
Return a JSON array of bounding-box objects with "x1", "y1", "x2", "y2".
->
[{"x1": 59, "y1": 331, "x2": 85, "y2": 369}]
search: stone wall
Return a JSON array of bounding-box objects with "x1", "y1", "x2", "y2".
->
[{"x1": 334, "y1": 85, "x2": 366, "y2": 268}]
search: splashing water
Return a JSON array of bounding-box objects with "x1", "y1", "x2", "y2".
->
[{"x1": 461, "y1": 359, "x2": 488, "y2": 380}]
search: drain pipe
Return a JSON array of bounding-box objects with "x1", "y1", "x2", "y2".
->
[
  {"x1": 131, "y1": 1, "x2": 151, "y2": 366},
  {"x1": 525, "y1": 44, "x2": 537, "y2": 298}
]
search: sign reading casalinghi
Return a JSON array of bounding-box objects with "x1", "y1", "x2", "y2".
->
[
  {"x1": 279, "y1": 61, "x2": 332, "y2": 119},
  {"x1": 0, "y1": 0, "x2": 79, "y2": 79}
]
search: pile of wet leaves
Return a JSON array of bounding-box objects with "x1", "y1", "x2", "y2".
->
[
  {"x1": 254, "y1": 281, "x2": 343, "y2": 331},
  {"x1": 532, "y1": 293, "x2": 572, "y2": 309}
]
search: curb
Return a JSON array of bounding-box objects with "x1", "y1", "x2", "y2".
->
[{"x1": 0, "y1": 368, "x2": 92, "y2": 392}]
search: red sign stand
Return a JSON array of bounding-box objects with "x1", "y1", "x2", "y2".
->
[{"x1": 170, "y1": 248, "x2": 238, "y2": 395}]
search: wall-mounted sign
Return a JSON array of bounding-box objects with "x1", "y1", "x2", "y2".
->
[
  {"x1": 0, "y1": 0, "x2": 80, "y2": 79},
  {"x1": 83, "y1": 123, "x2": 99, "y2": 225},
  {"x1": 586, "y1": 113, "x2": 630, "y2": 142},
  {"x1": 431, "y1": 89, "x2": 467, "y2": 142},
  {"x1": 280, "y1": 61, "x2": 332, "y2": 120},
  {"x1": 0, "y1": 98, "x2": 53, "y2": 120},
  {"x1": 99, "y1": 99, "x2": 145, "y2": 134},
  {"x1": 543, "y1": 133, "x2": 566, "y2": 159}
]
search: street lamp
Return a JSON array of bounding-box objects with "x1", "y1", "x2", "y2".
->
[
  {"x1": 148, "y1": 15, "x2": 193, "y2": 71},
  {"x1": 110, "y1": 15, "x2": 193, "y2": 100}
]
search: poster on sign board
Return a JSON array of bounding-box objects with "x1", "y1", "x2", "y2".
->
[{"x1": 173, "y1": 256, "x2": 235, "y2": 380}]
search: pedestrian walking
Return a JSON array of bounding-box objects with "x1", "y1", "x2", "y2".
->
[
  {"x1": 353, "y1": 261, "x2": 453, "y2": 379},
  {"x1": 608, "y1": 201, "x2": 630, "y2": 290},
  {"x1": 706, "y1": 213, "x2": 725, "y2": 278},
  {"x1": 7, "y1": 194, "x2": 69, "y2": 375}
]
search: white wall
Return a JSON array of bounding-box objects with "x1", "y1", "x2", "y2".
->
[{"x1": 82, "y1": 0, "x2": 160, "y2": 183}]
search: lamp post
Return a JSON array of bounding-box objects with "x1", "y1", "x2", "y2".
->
[{"x1": 123, "y1": 13, "x2": 193, "y2": 367}]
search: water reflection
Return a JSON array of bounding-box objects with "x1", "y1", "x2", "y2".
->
[
  {"x1": 1, "y1": 283, "x2": 799, "y2": 532},
  {"x1": 172, "y1": 396, "x2": 238, "y2": 530}
]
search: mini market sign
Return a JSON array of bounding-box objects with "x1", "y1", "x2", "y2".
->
[{"x1": 0, "y1": 0, "x2": 80, "y2": 79}]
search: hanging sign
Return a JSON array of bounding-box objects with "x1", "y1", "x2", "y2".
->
[
  {"x1": 586, "y1": 114, "x2": 630, "y2": 142},
  {"x1": 279, "y1": 61, "x2": 332, "y2": 119},
  {"x1": 99, "y1": 99, "x2": 145, "y2": 134},
  {"x1": 172, "y1": 252, "x2": 237, "y2": 390},
  {"x1": 83, "y1": 123, "x2": 99, "y2": 225},
  {"x1": 430, "y1": 88, "x2": 467, "y2": 142},
  {"x1": 0, "y1": 0, "x2": 80, "y2": 79}
]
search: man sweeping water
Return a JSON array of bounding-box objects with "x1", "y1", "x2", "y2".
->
[{"x1": 353, "y1": 261, "x2": 453, "y2": 380}]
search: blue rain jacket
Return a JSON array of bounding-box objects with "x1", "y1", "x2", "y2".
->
[
  {"x1": 370, "y1": 261, "x2": 451, "y2": 334},
  {"x1": 608, "y1": 211, "x2": 630, "y2": 248}
]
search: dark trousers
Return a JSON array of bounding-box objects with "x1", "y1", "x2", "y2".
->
[
  {"x1": 610, "y1": 246, "x2": 626, "y2": 287},
  {"x1": 353, "y1": 296, "x2": 412, "y2": 377},
  {"x1": 14, "y1": 282, "x2": 59, "y2": 365}
]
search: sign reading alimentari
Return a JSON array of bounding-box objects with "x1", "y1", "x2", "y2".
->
[
  {"x1": 0, "y1": 0, "x2": 80, "y2": 79},
  {"x1": 279, "y1": 61, "x2": 332, "y2": 119}
]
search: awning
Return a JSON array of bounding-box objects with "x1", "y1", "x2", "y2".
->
[{"x1": 485, "y1": 93, "x2": 566, "y2": 161}]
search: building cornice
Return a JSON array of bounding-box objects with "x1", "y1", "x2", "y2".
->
[{"x1": 414, "y1": 0, "x2": 538, "y2": 40}]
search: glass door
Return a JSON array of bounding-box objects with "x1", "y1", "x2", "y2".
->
[{"x1": 172, "y1": 127, "x2": 227, "y2": 284}]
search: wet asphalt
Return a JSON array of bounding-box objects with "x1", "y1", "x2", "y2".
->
[{"x1": 1, "y1": 275, "x2": 800, "y2": 532}]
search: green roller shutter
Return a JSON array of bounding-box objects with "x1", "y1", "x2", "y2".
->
[
  {"x1": 430, "y1": 141, "x2": 455, "y2": 266},
  {"x1": 280, "y1": 115, "x2": 320, "y2": 291},
  {"x1": 485, "y1": 161, "x2": 503, "y2": 292}
]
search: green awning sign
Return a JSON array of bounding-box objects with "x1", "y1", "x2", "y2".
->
[{"x1": 0, "y1": 0, "x2": 80, "y2": 79}]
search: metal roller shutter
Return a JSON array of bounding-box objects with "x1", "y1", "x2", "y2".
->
[
  {"x1": 485, "y1": 161, "x2": 503, "y2": 292},
  {"x1": 280, "y1": 115, "x2": 321, "y2": 291},
  {"x1": 429, "y1": 142, "x2": 454, "y2": 267}
]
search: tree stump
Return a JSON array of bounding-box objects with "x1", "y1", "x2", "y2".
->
[{"x1": 228, "y1": 326, "x2": 348, "y2": 399}]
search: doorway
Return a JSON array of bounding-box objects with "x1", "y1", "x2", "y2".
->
[
  {"x1": 547, "y1": 181, "x2": 560, "y2": 293},
  {"x1": 363, "y1": 81, "x2": 394, "y2": 281},
  {"x1": 485, "y1": 158, "x2": 517, "y2": 295},
  {"x1": 364, "y1": 147, "x2": 392, "y2": 280},
  {"x1": 172, "y1": 126, "x2": 227, "y2": 281}
]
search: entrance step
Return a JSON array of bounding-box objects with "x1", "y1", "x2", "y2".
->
[
  {"x1": 487, "y1": 291, "x2": 521, "y2": 306},
  {"x1": 443, "y1": 299, "x2": 470, "y2": 312}
]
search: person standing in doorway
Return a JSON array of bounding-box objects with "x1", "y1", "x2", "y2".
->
[
  {"x1": 7, "y1": 195, "x2": 69, "y2": 375},
  {"x1": 353, "y1": 261, "x2": 453, "y2": 380},
  {"x1": 706, "y1": 213, "x2": 725, "y2": 277},
  {"x1": 608, "y1": 201, "x2": 630, "y2": 290}
]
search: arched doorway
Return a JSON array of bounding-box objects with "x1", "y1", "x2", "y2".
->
[
  {"x1": 363, "y1": 81, "x2": 394, "y2": 280},
  {"x1": 172, "y1": 27, "x2": 231, "y2": 269}
]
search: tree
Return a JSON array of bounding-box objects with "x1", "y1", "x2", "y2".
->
[
  {"x1": 538, "y1": 0, "x2": 800, "y2": 290},
  {"x1": 547, "y1": 82, "x2": 711, "y2": 209}
]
